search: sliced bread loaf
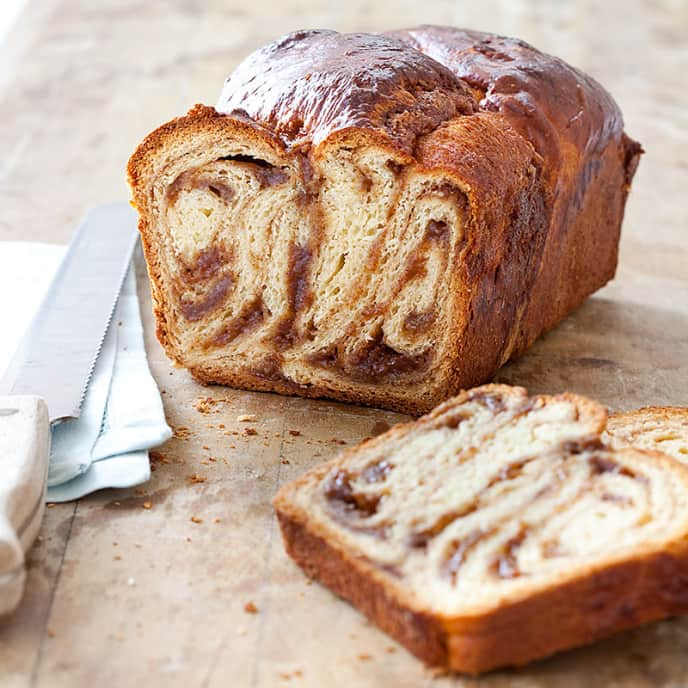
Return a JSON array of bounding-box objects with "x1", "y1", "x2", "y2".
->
[{"x1": 274, "y1": 385, "x2": 688, "y2": 673}]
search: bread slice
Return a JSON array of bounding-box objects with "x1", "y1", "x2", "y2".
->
[
  {"x1": 605, "y1": 407, "x2": 688, "y2": 463},
  {"x1": 127, "y1": 28, "x2": 642, "y2": 415},
  {"x1": 274, "y1": 384, "x2": 688, "y2": 673}
]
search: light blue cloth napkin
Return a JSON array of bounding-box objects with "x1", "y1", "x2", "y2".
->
[
  {"x1": 0, "y1": 241, "x2": 171, "y2": 503},
  {"x1": 47, "y1": 263, "x2": 172, "y2": 501}
]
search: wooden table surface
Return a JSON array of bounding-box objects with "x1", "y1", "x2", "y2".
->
[{"x1": 1, "y1": 1, "x2": 687, "y2": 686}]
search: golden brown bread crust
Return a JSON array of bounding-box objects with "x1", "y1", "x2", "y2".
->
[
  {"x1": 277, "y1": 506, "x2": 688, "y2": 673},
  {"x1": 610, "y1": 406, "x2": 688, "y2": 426},
  {"x1": 217, "y1": 29, "x2": 478, "y2": 152},
  {"x1": 128, "y1": 28, "x2": 642, "y2": 415}
]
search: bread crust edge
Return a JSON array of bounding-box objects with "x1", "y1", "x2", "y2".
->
[{"x1": 274, "y1": 489, "x2": 688, "y2": 674}]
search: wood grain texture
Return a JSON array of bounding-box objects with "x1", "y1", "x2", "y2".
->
[{"x1": 0, "y1": 0, "x2": 686, "y2": 686}]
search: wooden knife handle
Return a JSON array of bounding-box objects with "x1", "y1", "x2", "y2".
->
[{"x1": 0, "y1": 395, "x2": 50, "y2": 616}]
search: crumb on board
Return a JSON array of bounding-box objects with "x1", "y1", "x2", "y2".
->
[
  {"x1": 135, "y1": 488, "x2": 146, "y2": 496},
  {"x1": 190, "y1": 516, "x2": 203, "y2": 524},
  {"x1": 244, "y1": 427, "x2": 258, "y2": 436},
  {"x1": 357, "y1": 653, "x2": 372, "y2": 661},
  {"x1": 288, "y1": 430, "x2": 301, "y2": 437},
  {"x1": 173, "y1": 426, "x2": 192, "y2": 440},
  {"x1": 386, "y1": 646, "x2": 397, "y2": 654},
  {"x1": 150, "y1": 450, "x2": 169, "y2": 465},
  {"x1": 47, "y1": 503, "x2": 55, "y2": 508},
  {"x1": 194, "y1": 397, "x2": 219, "y2": 414},
  {"x1": 279, "y1": 669, "x2": 303, "y2": 680},
  {"x1": 113, "y1": 555, "x2": 122, "y2": 561},
  {"x1": 202, "y1": 444, "x2": 210, "y2": 450},
  {"x1": 280, "y1": 457, "x2": 290, "y2": 465},
  {"x1": 214, "y1": 518, "x2": 222, "y2": 523},
  {"x1": 330, "y1": 438, "x2": 347, "y2": 445},
  {"x1": 142, "y1": 501, "x2": 152, "y2": 510},
  {"x1": 187, "y1": 473, "x2": 207, "y2": 484},
  {"x1": 218, "y1": 423, "x2": 226, "y2": 429},
  {"x1": 47, "y1": 629, "x2": 56, "y2": 638},
  {"x1": 237, "y1": 414, "x2": 257, "y2": 422},
  {"x1": 244, "y1": 601, "x2": 258, "y2": 614}
]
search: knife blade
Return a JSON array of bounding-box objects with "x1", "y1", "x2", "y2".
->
[{"x1": 0, "y1": 202, "x2": 139, "y2": 422}]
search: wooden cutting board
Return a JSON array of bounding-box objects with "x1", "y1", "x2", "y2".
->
[
  {"x1": 0, "y1": 0, "x2": 687, "y2": 686},
  {"x1": 1, "y1": 259, "x2": 686, "y2": 688}
]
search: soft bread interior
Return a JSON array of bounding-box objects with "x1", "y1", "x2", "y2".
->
[
  {"x1": 282, "y1": 385, "x2": 688, "y2": 615},
  {"x1": 140, "y1": 125, "x2": 467, "y2": 400},
  {"x1": 605, "y1": 408, "x2": 688, "y2": 463}
]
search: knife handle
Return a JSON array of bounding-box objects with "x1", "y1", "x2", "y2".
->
[{"x1": 0, "y1": 395, "x2": 50, "y2": 615}]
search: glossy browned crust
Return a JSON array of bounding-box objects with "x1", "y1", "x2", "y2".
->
[
  {"x1": 276, "y1": 502, "x2": 688, "y2": 674},
  {"x1": 129, "y1": 28, "x2": 642, "y2": 415},
  {"x1": 217, "y1": 29, "x2": 478, "y2": 152}
]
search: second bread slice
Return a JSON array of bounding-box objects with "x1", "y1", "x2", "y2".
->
[
  {"x1": 274, "y1": 384, "x2": 688, "y2": 673},
  {"x1": 605, "y1": 406, "x2": 688, "y2": 463}
]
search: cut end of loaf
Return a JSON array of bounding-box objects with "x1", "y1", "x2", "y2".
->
[
  {"x1": 274, "y1": 384, "x2": 688, "y2": 673},
  {"x1": 128, "y1": 107, "x2": 480, "y2": 414}
]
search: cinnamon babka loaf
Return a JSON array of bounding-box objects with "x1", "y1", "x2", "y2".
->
[
  {"x1": 128, "y1": 27, "x2": 642, "y2": 415},
  {"x1": 606, "y1": 407, "x2": 688, "y2": 463},
  {"x1": 274, "y1": 385, "x2": 688, "y2": 673}
]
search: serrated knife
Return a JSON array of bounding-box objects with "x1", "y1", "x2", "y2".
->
[
  {"x1": 0, "y1": 202, "x2": 139, "y2": 419},
  {"x1": 0, "y1": 202, "x2": 138, "y2": 614}
]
